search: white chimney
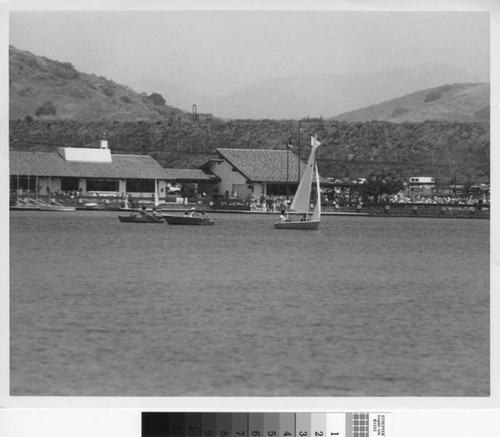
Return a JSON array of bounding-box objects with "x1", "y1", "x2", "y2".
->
[{"x1": 100, "y1": 140, "x2": 108, "y2": 149}]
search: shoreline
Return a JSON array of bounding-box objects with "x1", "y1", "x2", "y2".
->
[{"x1": 10, "y1": 203, "x2": 490, "y2": 219}]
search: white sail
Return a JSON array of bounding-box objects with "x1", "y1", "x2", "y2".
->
[
  {"x1": 290, "y1": 135, "x2": 321, "y2": 214},
  {"x1": 311, "y1": 163, "x2": 321, "y2": 221}
]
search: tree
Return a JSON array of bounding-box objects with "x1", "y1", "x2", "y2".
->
[
  {"x1": 424, "y1": 90, "x2": 442, "y2": 103},
  {"x1": 35, "y1": 101, "x2": 56, "y2": 117},
  {"x1": 148, "y1": 92, "x2": 166, "y2": 106},
  {"x1": 361, "y1": 171, "x2": 404, "y2": 201},
  {"x1": 100, "y1": 81, "x2": 115, "y2": 97}
]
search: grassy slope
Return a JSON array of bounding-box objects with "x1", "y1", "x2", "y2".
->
[
  {"x1": 9, "y1": 45, "x2": 190, "y2": 122},
  {"x1": 333, "y1": 83, "x2": 489, "y2": 123}
]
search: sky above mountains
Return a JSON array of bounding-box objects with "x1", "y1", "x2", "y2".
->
[{"x1": 9, "y1": 7, "x2": 490, "y2": 99}]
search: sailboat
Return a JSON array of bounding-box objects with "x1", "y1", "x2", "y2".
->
[{"x1": 274, "y1": 135, "x2": 322, "y2": 230}]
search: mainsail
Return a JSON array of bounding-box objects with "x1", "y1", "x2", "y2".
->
[
  {"x1": 290, "y1": 135, "x2": 321, "y2": 215},
  {"x1": 311, "y1": 162, "x2": 321, "y2": 221}
]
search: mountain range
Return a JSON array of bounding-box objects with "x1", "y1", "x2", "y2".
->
[
  {"x1": 9, "y1": 45, "x2": 489, "y2": 123},
  {"x1": 129, "y1": 62, "x2": 485, "y2": 120}
]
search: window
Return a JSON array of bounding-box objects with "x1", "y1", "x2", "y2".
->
[
  {"x1": 61, "y1": 177, "x2": 79, "y2": 192},
  {"x1": 126, "y1": 179, "x2": 155, "y2": 193},
  {"x1": 10, "y1": 176, "x2": 36, "y2": 191},
  {"x1": 267, "y1": 183, "x2": 297, "y2": 196},
  {"x1": 87, "y1": 179, "x2": 119, "y2": 192}
]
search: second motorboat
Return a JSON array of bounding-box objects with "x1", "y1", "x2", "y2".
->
[{"x1": 163, "y1": 208, "x2": 215, "y2": 225}]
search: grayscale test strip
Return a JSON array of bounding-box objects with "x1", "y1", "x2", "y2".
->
[{"x1": 142, "y1": 412, "x2": 390, "y2": 437}]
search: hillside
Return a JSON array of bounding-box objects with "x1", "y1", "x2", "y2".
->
[
  {"x1": 9, "y1": 118, "x2": 490, "y2": 185},
  {"x1": 332, "y1": 83, "x2": 490, "y2": 123},
  {"x1": 9, "y1": 45, "x2": 191, "y2": 122},
  {"x1": 10, "y1": 44, "x2": 489, "y2": 124}
]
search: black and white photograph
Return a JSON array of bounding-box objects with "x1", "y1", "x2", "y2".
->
[{"x1": 1, "y1": 0, "x2": 499, "y2": 435}]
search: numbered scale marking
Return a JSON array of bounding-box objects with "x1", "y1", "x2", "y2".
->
[{"x1": 142, "y1": 412, "x2": 390, "y2": 437}]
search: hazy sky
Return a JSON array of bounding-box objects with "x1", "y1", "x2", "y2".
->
[{"x1": 9, "y1": 9, "x2": 490, "y2": 96}]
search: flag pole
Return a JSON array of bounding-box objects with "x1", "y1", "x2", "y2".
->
[{"x1": 298, "y1": 121, "x2": 301, "y2": 183}]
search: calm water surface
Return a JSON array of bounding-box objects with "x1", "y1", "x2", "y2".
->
[{"x1": 10, "y1": 211, "x2": 489, "y2": 396}]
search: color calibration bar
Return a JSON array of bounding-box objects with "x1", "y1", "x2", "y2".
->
[{"x1": 142, "y1": 412, "x2": 390, "y2": 437}]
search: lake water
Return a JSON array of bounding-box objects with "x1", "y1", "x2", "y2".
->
[{"x1": 9, "y1": 211, "x2": 489, "y2": 396}]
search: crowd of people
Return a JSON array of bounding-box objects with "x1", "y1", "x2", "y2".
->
[
  {"x1": 247, "y1": 195, "x2": 289, "y2": 212},
  {"x1": 321, "y1": 186, "x2": 490, "y2": 207},
  {"x1": 222, "y1": 188, "x2": 491, "y2": 212},
  {"x1": 382, "y1": 193, "x2": 490, "y2": 206},
  {"x1": 12, "y1": 184, "x2": 490, "y2": 210}
]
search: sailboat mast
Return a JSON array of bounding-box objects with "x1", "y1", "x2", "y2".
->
[
  {"x1": 286, "y1": 140, "x2": 290, "y2": 199},
  {"x1": 297, "y1": 121, "x2": 301, "y2": 183}
]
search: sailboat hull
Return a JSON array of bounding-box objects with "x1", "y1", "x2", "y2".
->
[{"x1": 274, "y1": 220, "x2": 320, "y2": 230}]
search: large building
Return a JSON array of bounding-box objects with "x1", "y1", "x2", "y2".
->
[
  {"x1": 200, "y1": 148, "x2": 306, "y2": 199},
  {"x1": 10, "y1": 141, "x2": 217, "y2": 200}
]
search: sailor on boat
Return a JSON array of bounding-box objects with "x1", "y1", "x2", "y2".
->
[{"x1": 131, "y1": 205, "x2": 148, "y2": 217}]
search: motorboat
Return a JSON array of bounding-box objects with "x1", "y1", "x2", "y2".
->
[
  {"x1": 118, "y1": 213, "x2": 165, "y2": 223},
  {"x1": 163, "y1": 210, "x2": 215, "y2": 225}
]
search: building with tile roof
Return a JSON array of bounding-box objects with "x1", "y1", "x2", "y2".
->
[
  {"x1": 10, "y1": 142, "x2": 218, "y2": 200},
  {"x1": 163, "y1": 168, "x2": 218, "y2": 184},
  {"x1": 200, "y1": 148, "x2": 307, "y2": 199}
]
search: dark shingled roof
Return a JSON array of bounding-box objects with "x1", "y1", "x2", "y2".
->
[
  {"x1": 164, "y1": 168, "x2": 219, "y2": 182},
  {"x1": 10, "y1": 151, "x2": 168, "y2": 179},
  {"x1": 215, "y1": 148, "x2": 306, "y2": 183}
]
